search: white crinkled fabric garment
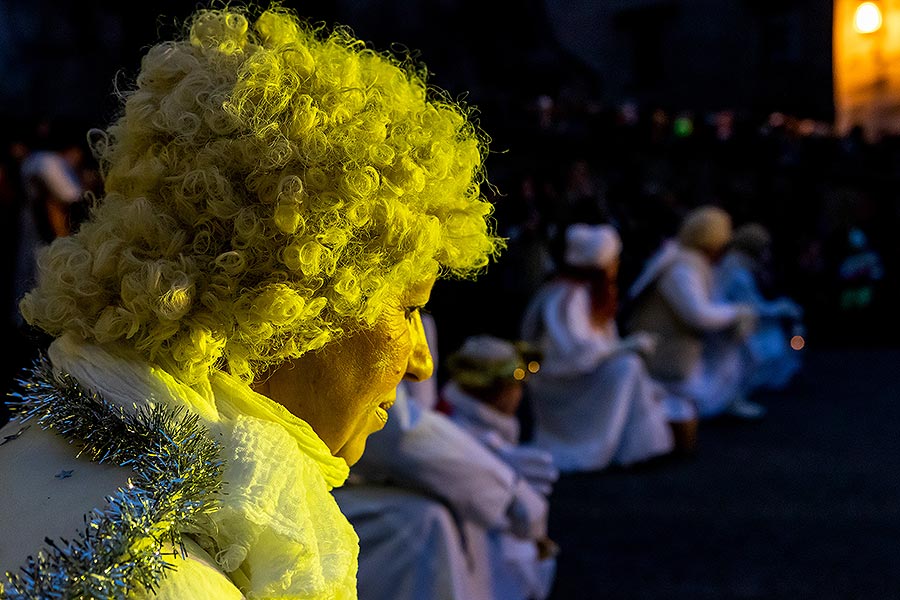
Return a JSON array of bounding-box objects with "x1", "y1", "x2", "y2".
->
[{"x1": 48, "y1": 334, "x2": 359, "y2": 599}]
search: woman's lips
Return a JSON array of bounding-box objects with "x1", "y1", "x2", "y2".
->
[{"x1": 374, "y1": 395, "x2": 396, "y2": 426}]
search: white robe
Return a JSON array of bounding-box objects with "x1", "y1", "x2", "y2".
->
[
  {"x1": 335, "y1": 382, "x2": 551, "y2": 600},
  {"x1": 12, "y1": 151, "x2": 83, "y2": 324},
  {"x1": 520, "y1": 280, "x2": 675, "y2": 472},
  {"x1": 1, "y1": 335, "x2": 358, "y2": 599},
  {"x1": 442, "y1": 382, "x2": 558, "y2": 600},
  {"x1": 627, "y1": 242, "x2": 751, "y2": 419},
  {"x1": 715, "y1": 251, "x2": 802, "y2": 391},
  {"x1": 332, "y1": 485, "x2": 476, "y2": 600}
]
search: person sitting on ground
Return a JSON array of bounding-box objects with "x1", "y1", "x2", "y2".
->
[
  {"x1": 625, "y1": 206, "x2": 762, "y2": 420},
  {"x1": 0, "y1": 5, "x2": 500, "y2": 598},
  {"x1": 441, "y1": 334, "x2": 559, "y2": 600},
  {"x1": 520, "y1": 223, "x2": 684, "y2": 473},
  {"x1": 715, "y1": 223, "x2": 804, "y2": 392}
]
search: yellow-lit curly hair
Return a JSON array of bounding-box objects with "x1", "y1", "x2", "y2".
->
[{"x1": 20, "y1": 5, "x2": 502, "y2": 384}]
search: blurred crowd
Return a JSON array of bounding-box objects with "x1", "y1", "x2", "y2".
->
[
  {"x1": 443, "y1": 93, "x2": 899, "y2": 357},
  {"x1": 335, "y1": 203, "x2": 807, "y2": 599},
  {"x1": 329, "y1": 95, "x2": 900, "y2": 599},
  {"x1": 2, "y1": 90, "x2": 898, "y2": 598},
  {"x1": 0, "y1": 116, "x2": 100, "y2": 425}
]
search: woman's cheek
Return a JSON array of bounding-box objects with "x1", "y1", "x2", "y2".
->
[
  {"x1": 370, "y1": 337, "x2": 407, "y2": 377},
  {"x1": 373, "y1": 316, "x2": 411, "y2": 373}
]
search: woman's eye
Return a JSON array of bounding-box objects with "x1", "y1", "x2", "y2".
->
[{"x1": 404, "y1": 305, "x2": 428, "y2": 320}]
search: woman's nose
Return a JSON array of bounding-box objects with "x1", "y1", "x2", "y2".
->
[{"x1": 405, "y1": 313, "x2": 434, "y2": 382}]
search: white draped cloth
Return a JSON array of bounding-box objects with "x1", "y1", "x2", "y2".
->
[
  {"x1": 441, "y1": 382, "x2": 557, "y2": 600},
  {"x1": 1, "y1": 334, "x2": 358, "y2": 599},
  {"x1": 627, "y1": 242, "x2": 753, "y2": 419},
  {"x1": 715, "y1": 251, "x2": 802, "y2": 391},
  {"x1": 331, "y1": 484, "x2": 476, "y2": 600},
  {"x1": 335, "y1": 382, "x2": 552, "y2": 600},
  {"x1": 520, "y1": 280, "x2": 675, "y2": 472},
  {"x1": 12, "y1": 151, "x2": 84, "y2": 324}
]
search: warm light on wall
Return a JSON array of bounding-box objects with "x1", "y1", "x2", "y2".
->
[
  {"x1": 854, "y1": 2, "x2": 884, "y2": 33},
  {"x1": 835, "y1": 0, "x2": 900, "y2": 140}
]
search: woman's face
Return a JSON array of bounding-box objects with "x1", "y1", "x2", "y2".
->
[
  {"x1": 254, "y1": 276, "x2": 435, "y2": 465},
  {"x1": 491, "y1": 381, "x2": 524, "y2": 417}
]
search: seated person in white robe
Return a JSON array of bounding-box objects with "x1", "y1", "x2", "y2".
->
[
  {"x1": 715, "y1": 223, "x2": 804, "y2": 391},
  {"x1": 625, "y1": 206, "x2": 762, "y2": 420},
  {"x1": 520, "y1": 223, "x2": 679, "y2": 473},
  {"x1": 334, "y1": 315, "x2": 553, "y2": 600},
  {"x1": 441, "y1": 335, "x2": 559, "y2": 600}
]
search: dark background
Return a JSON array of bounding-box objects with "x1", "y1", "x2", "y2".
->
[
  {"x1": 0, "y1": 1, "x2": 837, "y2": 125},
  {"x1": 3, "y1": 1, "x2": 892, "y2": 364}
]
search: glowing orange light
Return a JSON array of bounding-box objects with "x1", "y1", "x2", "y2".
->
[
  {"x1": 513, "y1": 368, "x2": 526, "y2": 381},
  {"x1": 853, "y1": 2, "x2": 883, "y2": 34},
  {"x1": 527, "y1": 361, "x2": 540, "y2": 374},
  {"x1": 790, "y1": 335, "x2": 806, "y2": 351}
]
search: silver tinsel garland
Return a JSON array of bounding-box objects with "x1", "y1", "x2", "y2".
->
[{"x1": 1, "y1": 356, "x2": 224, "y2": 600}]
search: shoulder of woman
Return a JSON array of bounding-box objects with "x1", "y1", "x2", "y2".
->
[
  {"x1": 0, "y1": 421, "x2": 244, "y2": 597},
  {"x1": 144, "y1": 538, "x2": 245, "y2": 600},
  {"x1": 0, "y1": 421, "x2": 131, "y2": 577}
]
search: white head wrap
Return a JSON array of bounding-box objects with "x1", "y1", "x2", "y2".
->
[
  {"x1": 446, "y1": 335, "x2": 526, "y2": 388},
  {"x1": 563, "y1": 223, "x2": 622, "y2": 270}
]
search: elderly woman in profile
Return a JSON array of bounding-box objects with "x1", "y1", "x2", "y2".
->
[
  {"x1": 0, "y1": 6, "x2": 499, "y2": 599},
  {"x1": 335, "y1": 316, "x2": 554, "y2": 600}
]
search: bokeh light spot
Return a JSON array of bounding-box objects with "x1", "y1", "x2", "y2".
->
[{"x1": 854, "y1": 2, "x2": 883, "y2": 34}]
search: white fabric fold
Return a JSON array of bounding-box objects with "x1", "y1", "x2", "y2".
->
[
  {"x1": 441, "y1": 381, "x2": 520, "y2": 446},
  {"x1": 521, "y1": 281, "x2": 619, "y2": 377},
  {"x1": 47, "y1": 334, "x2": 358, "y2": 599}
]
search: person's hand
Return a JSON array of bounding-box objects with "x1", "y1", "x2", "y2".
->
[
  {"x1": 497, "y1": 445, "x2": 558, "y2": 496},
  {"x1": 734, "y1": 305, "x2": 758, "y2": 339},
  {"x1": 507, "y1": 477, "x2": 549, "y2": 540},
  {"x1": 621, "y1": 331, "x2": 659, "y2": 356},
  {"x1": 774, "y1": 298, "x2": 803, "y2": 321},
  {"x1": 536, "y1": 537, "x2": 560, "y2": 560}
]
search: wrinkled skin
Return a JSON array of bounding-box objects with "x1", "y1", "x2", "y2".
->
[{"x1": 253, "y1": 276, "x2": 435, "y2": 465}]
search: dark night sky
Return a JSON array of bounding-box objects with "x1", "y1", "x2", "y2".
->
[{"x1": 0, "y1": 0, "x2": 564, "y2": 131}]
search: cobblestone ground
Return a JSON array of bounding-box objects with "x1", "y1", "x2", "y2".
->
[{"x1": 546, "y1": 347, "x2": 900, "y2": 600}]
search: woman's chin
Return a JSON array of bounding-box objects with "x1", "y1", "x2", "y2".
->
[
  {"x1": 336, "y1": 436, "x2": 368, "y2": 467},
  {"x1": 335, "y1": 402, "x2": 394, "y2": 465}
]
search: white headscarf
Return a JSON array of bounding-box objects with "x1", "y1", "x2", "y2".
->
[{"x1": 563, "y1": 224, "x2": 622, "y2": 270}]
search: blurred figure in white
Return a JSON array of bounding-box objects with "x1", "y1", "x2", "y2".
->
[
  {"x1": 521, "y1": 223, "x2": 682, "y2": 472},
  {"x1": 441, "y1": 334, "x2": 559, "y2": 600},
  {"x1": 715, "y1": 223, "x2": 804, "y2": 392},
  {"x1": 334, "y1": 314, "x2": 553, "y2": 600},
  {"x1": 626, "y1": 206, "x2": 762, "y2": 420},
  {"x1": 12, "y1": 129, "x2": 85, "y2": 324}
]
